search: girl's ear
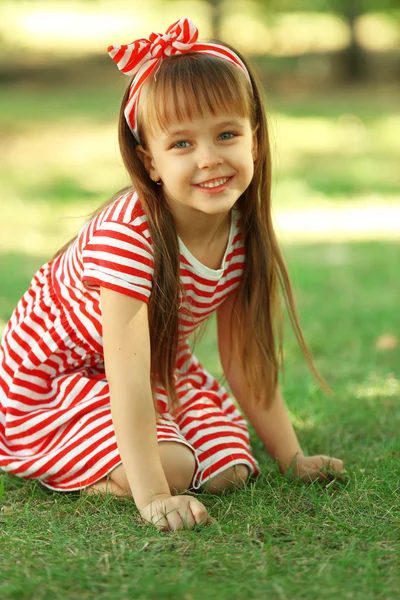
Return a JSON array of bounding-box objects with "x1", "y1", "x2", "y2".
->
[
  {"x1": 252, "y1": 124, "x2": 259, "y2": 163},
  {"x1": 136, "y1": 145, "x2": 161, "y2": 183}
]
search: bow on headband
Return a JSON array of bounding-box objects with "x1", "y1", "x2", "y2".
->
[{"x1": 108, "y1": 17, "x2": 251, "y2": 142}]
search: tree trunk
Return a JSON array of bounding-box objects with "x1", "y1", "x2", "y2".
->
[
  {"x1": 340, "y1": 0, "x2": 366, "y2": 81},
  {"x1": 209, "y1": 0, "x2": 223, "y2": 40}
]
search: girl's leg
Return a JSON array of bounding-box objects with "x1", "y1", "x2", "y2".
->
[
  {"x1": 81, "y1": 444, "x2": 250, "y2": 499},
  {"x1": 200, "y1": 464, "x2": 250, "y2": 494},
  {"x1": 80, "y1": 475, "x2": 129, "y2": 499},
  {"x1": 81, "y1": 441, "x2": 197, "y2": 499}
]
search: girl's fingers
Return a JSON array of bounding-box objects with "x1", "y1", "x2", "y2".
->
[
  {"x1": 145, "y1": 512, "x2": 169, "y2": 531},
  {"x1": 300, "y1": 467, "x2": 323, "y2": 482},
  {"x1": 189, "y1": 499, "x2": 212, "y2": 527},
  {"x1": 302, "y1": 472, "x2": 322, "y2": 483},
  {"x1": 166, "y1": 507, "x2": 190, "y2": 531},
  {"x1": 178, "y1": 505, "x2": 197, "y2": 530},
  {"x1": 317, "y1": 456, "x2": 345, "y2": 472},
  {"x1": 326, "y1": 458, "x2": 345, "y2": 472},
  {"x1": 152, "y1": 504, "x2": 181, "y2": 532},
  {"x1": 297, "y1": 456, "x2": 347, "y2": 483},
  {"x1": 316, "y1": 457, "x2": 347, "y2": 482}
]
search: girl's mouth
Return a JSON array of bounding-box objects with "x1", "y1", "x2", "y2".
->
[{"x1": 194, "y1": 176, "x2": 233, "y2": 194}]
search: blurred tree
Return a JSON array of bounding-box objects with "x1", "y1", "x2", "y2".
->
[
  {"x1": 195, "y1": 0, "x2": 398, "y2": 81},
  {"x1": 18, "y1": 0, "x2": 398, "y2": 81},
  {"x1": 340, "y1": 0, "x2": 366, "y2": 81},
  {"x1": 254, "y1": 0, "x2": 399, "y2": 81},
  {"x1": 209, "y1": 0, "x2": 223, "y2": 39}
]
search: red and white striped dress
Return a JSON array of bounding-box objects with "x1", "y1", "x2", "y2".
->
[{"x1": 0, "y1": 190, "x2": 260, "y2": 492}]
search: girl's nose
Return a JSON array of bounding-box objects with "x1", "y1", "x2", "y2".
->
[{"x1": 197, "y1": 145, "x2": 223, "y2": 170}]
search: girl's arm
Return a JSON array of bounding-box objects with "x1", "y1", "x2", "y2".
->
[
  {"x1": 100, "y1": 287, "x2": 171, "y2": 508},
  {"x1": 216, "y1": 292, "x2": 303, "y2": 472},
  {"x1": 216, "y1": 293, "x2": 346, "y2": 479}
]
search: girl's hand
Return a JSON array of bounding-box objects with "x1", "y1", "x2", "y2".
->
[
  {"x1": 138, "y1": 493, "x2": 215, "y2": 532},
  {"x1": 287, "y1": 454, "x2": 347, "y2": 483}
]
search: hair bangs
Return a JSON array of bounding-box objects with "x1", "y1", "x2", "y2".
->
[{"x1": 139, "y1": 53, "x2": 253, "y2": 142}]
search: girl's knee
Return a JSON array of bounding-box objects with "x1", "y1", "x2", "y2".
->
[
  {"x1": 158, "y1": 441, "x2": 197, "y2": 494},
  {"x1": 201, "y1": 463, "x2": 250, "y2": 495},
  {"x1": 107, "y1": 442, "x2": 197, "y2": 498}
]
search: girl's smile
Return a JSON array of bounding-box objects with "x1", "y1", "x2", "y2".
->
[
  {"x1": 137, "y1": 112, "x2": 257, "y2": 237},
  {"x1": 193, "y1": 175, "x2": 234, "y2": 193}
]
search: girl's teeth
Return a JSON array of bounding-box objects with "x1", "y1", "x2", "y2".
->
[{"x1": 198, "y1": 177, "x2": 229, "y2": 189}]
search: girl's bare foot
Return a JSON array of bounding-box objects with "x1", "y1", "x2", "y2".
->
[{"x1": 80, "y1": 476, "x2": 131, "y2": 500}]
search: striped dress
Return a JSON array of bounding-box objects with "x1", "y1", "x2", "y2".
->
[{"x1": 0, "y1": 190, "x2": 260, "y2": 492}]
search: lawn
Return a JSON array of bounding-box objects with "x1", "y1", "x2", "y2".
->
[{"x1": 0, "y1": 80, "x2": 399, "y2": 599}]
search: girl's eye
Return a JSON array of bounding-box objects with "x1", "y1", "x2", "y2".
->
[
  {"x1": 219, "y1": 132, "x2": 236, "y2": 141},
  {"x1": 173, "y1": 141, "x2": 190, "y2": 149}
]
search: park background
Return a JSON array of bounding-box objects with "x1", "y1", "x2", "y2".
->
[{"x1": 0, "y1": 1, "x2": 399, "y2": 599}]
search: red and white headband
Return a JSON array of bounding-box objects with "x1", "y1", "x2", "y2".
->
[{"x1": 108, "y1": 17, "x2": 252, "y2": 143}]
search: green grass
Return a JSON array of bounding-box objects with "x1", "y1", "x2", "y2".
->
[
  {"x1": 1, "y1": 241, "x2": 399, "y2": 599},
  {"x1": 1, "y1": 466, "x2": 398, "y2": 599},
  {"x1": 0, "y1": 84, "x2": 124, "y2": 129},
  {"x1": 0, "y1": 82, "x2": 399, "y2": 598}
]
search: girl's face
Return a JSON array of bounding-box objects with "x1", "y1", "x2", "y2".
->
[{"x1": 137, "y1": 111, "x2": 257, "y2": 219}]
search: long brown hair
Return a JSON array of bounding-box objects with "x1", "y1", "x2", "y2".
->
[{"x1": 55, "y1": 45, "x2": 328, "y2": 416}]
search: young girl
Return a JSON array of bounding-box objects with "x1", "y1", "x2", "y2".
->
[{"x1": 0, "y1": 18, "x2": 345, "y2": 532}]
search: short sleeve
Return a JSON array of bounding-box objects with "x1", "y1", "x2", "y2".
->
[{"x1": 81, "y1": 220, "x2": 153, "y2": 303}]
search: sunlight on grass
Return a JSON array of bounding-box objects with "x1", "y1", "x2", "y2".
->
[
  {"x1": 274, "y1": 200, "x2": 400, "y2": 243},
  {"x1": 287, "y1": 410, "x2": 316, "y2": 431},
  {"x1": 272, "y1": 114, "x2": 400, "y2": 160},
  {"x1": 356, "y1": 13, "x2": 400, "y2": 52},
  {"x1": 1, "y1": 198, "x2": 95, "y2": 255},
  {"x1": 352, "y1": 374, "x2": 399, "y2": 402},
  {"x1": 1, "y1": 194, "x2": 398, "y2": 257},
  {"x1": 1, "y1": 122, "x2": 122, "y2": 176}
]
